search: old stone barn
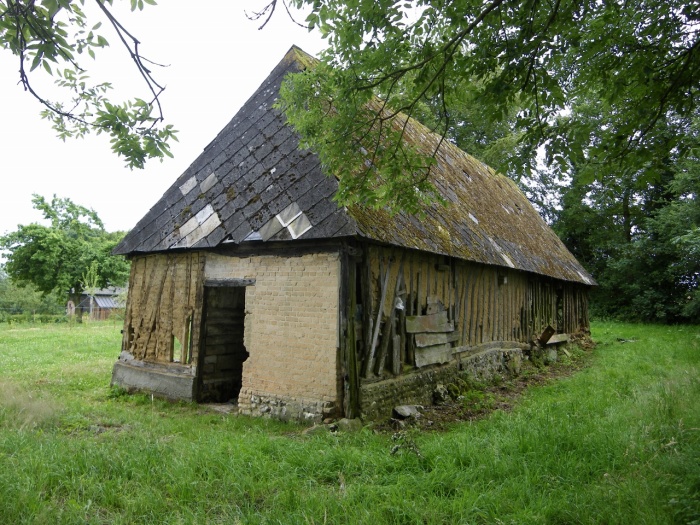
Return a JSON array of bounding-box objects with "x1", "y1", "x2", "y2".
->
[{"x1": 111, "y1": 47, "x2": 594, "y2": 421}]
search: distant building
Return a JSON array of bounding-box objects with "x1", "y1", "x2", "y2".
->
[{"x1": 73, "y1": 287, "x2": 124, "y2": 320}]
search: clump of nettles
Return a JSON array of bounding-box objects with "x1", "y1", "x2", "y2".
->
[{"x1": 390, "y1": 430, "x2": 423, "y2": 458}]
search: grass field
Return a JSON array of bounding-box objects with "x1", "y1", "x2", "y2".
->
[{"x1": 1, "y1": 321, "x2": 699, "y2": 524}]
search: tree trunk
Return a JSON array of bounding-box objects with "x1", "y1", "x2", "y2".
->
[{"x1": 622, "y1": 188, "x2": 631, "y2": 243}]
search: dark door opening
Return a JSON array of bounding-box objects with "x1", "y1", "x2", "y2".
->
[{"x1": 198, "y1": 285, "x2": 248, "y2": 403}]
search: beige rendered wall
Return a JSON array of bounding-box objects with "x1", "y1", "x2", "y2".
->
[{"x1": 205, "y1": 251, "x2": 341, "y2": 421}]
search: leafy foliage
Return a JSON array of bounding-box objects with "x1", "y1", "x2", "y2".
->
[
  {"x1": 554, "y1": 117, "x2": 700, "y2": 323},
  {"x1": 0, "y1": 0, "x2": 177, "y2": 168},
  {"x1": 0, "y1": 269, "x2": 63, "y2": 320},
  {"x1": 0, "y1": 195, "x2": 130, "y2": 306},
  {"x1": 264, "y1": 0, "x2": 700, "y2": 322},
  {"x1": 271, "y1": 0, "x2": 698, "y2": 214}
]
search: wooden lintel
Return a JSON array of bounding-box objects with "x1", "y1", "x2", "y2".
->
[{"x1": 205, "y1": 278, "x2": 256, "y2": 287}]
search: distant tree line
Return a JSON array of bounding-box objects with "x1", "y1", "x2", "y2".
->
[{"x1": 0, "y1": 269, "x2": 64, "y2": 322}]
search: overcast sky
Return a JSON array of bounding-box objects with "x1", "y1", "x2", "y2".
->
[{"x1": 0, "y1": 2, "x2": 324, "y2": 238}]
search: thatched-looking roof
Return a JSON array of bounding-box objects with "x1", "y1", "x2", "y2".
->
[{"x1": 114, "y1": 46, "x2": 594, "y2": 286}]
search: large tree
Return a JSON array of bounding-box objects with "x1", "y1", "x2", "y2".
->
[
  {"x1": 553, "y1": 111, "x2": 700, "y2": 323},
  {"x1": 0, "y1": 0, "x2": 176, "y2": 168},
  {"x1": 267, "y1": 0, "x2": 698, "y2": 213},
  {"x1": 0, "y1": 195, "x2": 130, "y2": 318}
]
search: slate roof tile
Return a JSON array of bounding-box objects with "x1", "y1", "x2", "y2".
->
[{"x1": 113, "y1": 46, "x2": 593, "y2": 285}]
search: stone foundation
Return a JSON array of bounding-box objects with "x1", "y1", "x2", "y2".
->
[
  {"x1": 237, "y1": 389, "x2": 337, "y2": 422},
  {"x1": 360, "y1": 343, "x2": 527, "y2": 420}
]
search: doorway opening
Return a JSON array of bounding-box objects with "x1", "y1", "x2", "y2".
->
[{"x1": 198, "y1": 285, "x2": 248, "y2": 403}]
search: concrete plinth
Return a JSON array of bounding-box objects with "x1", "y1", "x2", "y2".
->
[{"x1": 111, "y1": 361, "x2": 196, "y2": 401}]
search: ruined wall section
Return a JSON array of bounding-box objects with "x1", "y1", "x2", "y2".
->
[
  {"x1": 360, "y1": 344, "x2": 526, "y2": 420},
  {"x1": 353, "y1": 243, "x2": 590, "y2": 419},
  {"x1": 205, "y1": 251, "x2": 341, "y2": 422},
  {"x1": 121, "y1": 253, "x2": 204, "y2": 367}
]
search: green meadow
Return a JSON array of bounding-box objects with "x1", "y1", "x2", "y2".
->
[{"x1": 1, "y1": 321, "x2": 698, "y2": 524}]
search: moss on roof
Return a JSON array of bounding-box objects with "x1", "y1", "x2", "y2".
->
[{"x1": 114, "y1": 46, "x2": 594, "y2": 286}]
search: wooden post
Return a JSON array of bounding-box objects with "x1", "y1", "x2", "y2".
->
[
  {"x1": 460, "y1": 269, "x2": 469, "y2": 346},
  {"x1": 346, "y1": 252, "x2": 360, "y2": 418}
]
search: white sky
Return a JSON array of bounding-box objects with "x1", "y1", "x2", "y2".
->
[{"x1": 0, "y1": 2, "x2": 324, "y2": 237}]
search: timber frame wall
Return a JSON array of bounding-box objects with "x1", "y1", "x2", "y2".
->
[
  {"x1": 117, "y1": 241, "x2": 590, "y2": 420},
  {"x1": 121, "y1": 253, "x2": 204, "y2": 368},
  {"x1": 341, "y1": 241, "x2": 591, "y2": 417}
]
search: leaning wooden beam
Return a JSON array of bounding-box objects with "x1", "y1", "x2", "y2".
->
[
  {"x1": 363, "y1": 267, "x2": 390, "y2": 378},
  {"x1": 537, "y1": 325, "x2": 556, "y2": 345},
  {"x1": 375, "y1": 254, "x2": 406, "y2": 375}
]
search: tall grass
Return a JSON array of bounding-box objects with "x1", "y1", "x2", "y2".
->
[{"x1": 0, "y1": 321, "x2": 698, "y2": 524}]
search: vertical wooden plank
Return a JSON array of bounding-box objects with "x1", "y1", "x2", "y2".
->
[
  {"x1": 502, "y1": 274, "x2": 508, "y2": 341},
  {"x1": 483, "y1": 270, "x2": 492, "y2": 343},
  {"x1": 472, "y1": 265, "x2": 484, "y2": 344},
  {"x1": 515, "y1": 276, "x2": 521, "y2": 341},
  {"x1": 527, "y1": 280, "x2": 533, "y2": 342},
  {"x1": 528, "y1": 282, "x2": 535, "y2": 342},
  {"x1": 493, "y1": 272, "x2": 499, "y2": 342},
  {"x1": 396, "y1": 269, "x2": 407, "y2": 367},
  {"x1": 392, "y1": 335, "x2": 401, "y2": 376},
  {"x1": 468, "y1": 264, "x2": 475, "y2": 345},
  {"x1": 511, "y1": 274, "x2": 517, "y2": 339},
  {"x1": 434, "y1": 259, "x2": 439, "y2": 296},
  {"x1": 505, "y1": 274, "x2": 511, "y2": 340},
  {"x1": 416, "y1": 270, "x2": 422, "y2": 317},
  {"x1": 362, "y1": 245, "x2": 373, "y2": 370},
  {"x1": 446, "y1": 264, "x2": 451, "y2": 321},
  {"x1": 540, "y1": 283, "x2": 544, "y2": 336},
  {"x1": 469, "y1": 265, "x2": 480, "y2": 345},
  {"x1": 507, "y1": 272, "x2": 513, "y2": 340},
  {"x1": 460, "y1": 265, "x2": 469, "y2": 346},
  {"x1": 454, "y1": 262, "x2": 462, "y2": 324},
  {"x1": 495, "y1": 273, "x2": 501, "y2": 341},
  {"x1": 379, "y1": 254, "x2": 385, "y2": 317},
  {"x1": 425, "y1": 259, "x2": 431, "y2": 312},
  {"x1": 408, "y1": 253, "x2": 414, "y2": 316}
]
